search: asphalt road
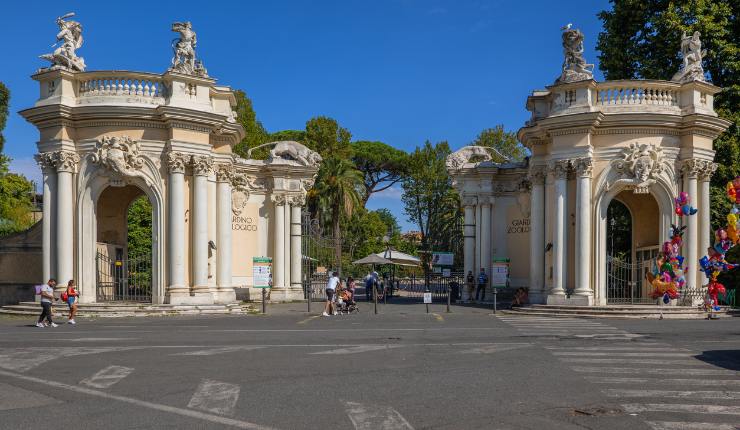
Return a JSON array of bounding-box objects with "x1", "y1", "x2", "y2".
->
[{"x1": 0, "y1": 303, "x2": 738, "y2": 430}]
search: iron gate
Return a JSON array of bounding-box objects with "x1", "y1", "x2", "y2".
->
[
  {"x1": 395, "y1": 272, "x2": 463, "y2": 303},
  {"x1": 96, "y1": 250, "x2": 152, "y2": 302},
  {"x1": 301, "y1": 212, "x2": 341, "y2": 302},
  {"x1": 606, "y1": 255, "x2": 654, "y2": 304}
]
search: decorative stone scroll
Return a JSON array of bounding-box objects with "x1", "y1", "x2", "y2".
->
[
  {"x1": 51, "y1": 150, "x2": 80, "y2": 173},
  {"x1": 548, "y1": 159, "x2": 570, "y2": 180},
  {"x1": 446, "y1": 146, "x2": 493, "y2": 171},
  {"x1": 191, "y1": 155, "x2": 214, "y2": 176},
  {"x1": 39, "y1": 13, "x2": 86, "y2": 72},
  {"x1": 271, "y1": 194, "x2": 287, "y2": 206},
  {"x1": 166, "y1": 151, "x2": 187, "y2": 174},
  {"x1": 288, "y1": 194, "x2": 307, "y2": 207},
  {"x1": 614, "y1": 142, "x2": 664, "y2": 193},
  {"x1": 672, "y1": 31, "x2": 707, "y2": 83},
  {"x1": 699, "y1": 161, "x2": 718, "y2": 182},
  {"x1": 215, "y1": 164, "x2": 233, "y2": 183},
  {"x1": 34, "y1": 152, "x2": 56, "y2": 173},
  {"x1": 555, "y1": 24, "x2": 594, "y2": 84},
  {"x1": 573, "y1": 157, "x2": 593, "y2": 177},
  {"x1": 89, "y1": 136, "x2": 144, "y2": 177}
]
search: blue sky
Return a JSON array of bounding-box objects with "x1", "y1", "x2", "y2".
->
[{"x1": 2, "y1": 0, "x2": 609, "y2": 231}]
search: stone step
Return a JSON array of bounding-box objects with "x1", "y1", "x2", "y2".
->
[
  {"x1": 528, "y1": 304, "x2": 713, "y2": 312},
  {"x1": 502, "y1": 306, "x2": 732, "y2": 319}
]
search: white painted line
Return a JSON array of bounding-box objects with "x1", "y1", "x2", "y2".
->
[
  {"x1": 565, "y1": 358, "x2": 709, "y2": 366},
  {"x1": 605, "y1": 389, "x2": 740, "y2": 400},
  {"x1": 554, "y1": 352, "x2": 693, "y2": 357},
  {"x1": 80, "y1": 365, "x2": 133, "y2": 389},
  {"x1": 0, "y1": 347, "x2": 139, "y2": 372},
  {"x1": 0, "y1": 382, "x2": 61, "y2": 411},
  {"x1": 311, "y1": 345, "x2": 404, "y2": 355},
  {"x1": 647, "y1": 421, "x2": 738, "y2": 430},
  {"x1": 188, "y1": 379, "x2": 241, "y2": 417},
  {"x1": 586, "y1": 377, "x2": 740, "y2": 386},
  {"x1": 0, "y1": 369, "x2": 273, "y2": 429},
  {"x1": 573, "y1": 333, "x2": 644, "y2": 339},
  {"x1": 175, "y1": 346, "x2": 266, "y2": 356},
  {"x1": 546, "y1": 347, "x2": 684, "y2": 352},
  {"x1": 459, "y1": 344, "x2": 532, "y2": 354},
  {"x1": 344, "y1": 401, "x2": 414, "y2": 430},
  {"x1": 68, "y1": 338, "x2": 138, "y2": 342},
  {"x1": 622, "y1": 403, "x2": 740, "y2": 415},
  {"x1": 571, "y1": 366, "x2": 735, "y2": 376}
]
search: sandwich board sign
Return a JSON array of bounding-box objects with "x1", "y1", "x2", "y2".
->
[
  {"x1": 491, "y1": 259, "x2": 509, "y2": 288},
  {"x1": 252, "y1": 257, "x2": 272, "y2": 288}
]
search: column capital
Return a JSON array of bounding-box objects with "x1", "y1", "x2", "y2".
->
[
  {"x1": 698, "y1": 161, "x2": 718, "y2": 181},
  {"x1": 680, "y1": 158, "x2": 703, "y2": 179},
  {"x1": 215, "y1": 163, "x2": 233, "y2": 183},
  {"x1": 46, "y1": 150, "x2": 80, "y2": 173},
  {"x1": 462, "y1": 195, "x2": 478, "y2": 207},
  {"x1": 479, "y1": 195, "x2": 495, "y2": 206},
  {"x1": 573, "y1": 157, "x2": 593, "y2": 178},
  {"x1": 191, "y1": 155, "x2": 214, "y2": 176},
  {"x1": 288, "y1": 194, "x2": 306, "y2": 206},
  {"x1": 271, "y1": 193, "x2": 287, "y2": 206},
  {"x1": 548, "y1": 159, "x2": 570, "y2": 180},
  {"x1": 34, "y1": 152, "x2": 56, "y2": 173},
  {"x1": 167, "y1": 151, "x2": 187, "y2": 174},
  {"x1": 527, "y1": 165, "x2": 547, "y2": 185}
]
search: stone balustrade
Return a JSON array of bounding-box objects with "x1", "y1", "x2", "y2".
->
[
  {"x1": 595, "y1": 81, "x2": 680, "y2": 108},
  {"x1": 77, "y1": 71, "x2": 166, "y2": 104}
]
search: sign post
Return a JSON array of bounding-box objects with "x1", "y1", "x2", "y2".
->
[
  {"x1": 252, "y1": 257, "x2": 272, "y2": 314},
  {"x1": 491, "y1": 259, "x2": 510, "y2": 315}
]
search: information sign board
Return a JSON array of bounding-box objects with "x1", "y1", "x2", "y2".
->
[{"x1": 252, "y1": 257, "x2": 272, "y2": 288}]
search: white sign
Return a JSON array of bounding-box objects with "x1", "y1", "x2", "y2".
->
[
  {"x1": 423, "y1": 292, "x2": 432, "y2": 304},
  {"x1": 252, "y1": 257, "x2": 272, "y2": 288},
  {"x1": 491, "y1": 263, "x2": 509, "y2": 287},
  {"x1": 431, "y1": 252, "x2": 454, "y2": 266}
]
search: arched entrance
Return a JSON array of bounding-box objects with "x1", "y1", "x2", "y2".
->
[{"x1": 95, "y1": 185, "x2": 153, "y2": 302}]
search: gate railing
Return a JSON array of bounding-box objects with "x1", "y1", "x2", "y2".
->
[
  {"x1": 606, "y1": 255, "x2": 655, "y2": 304},
  {"x1": 301, "y1": 212, "x2": 341, "y2": 302},
  {"x1": 96, "y1": 251, "x2": 152, "y2": 302}
]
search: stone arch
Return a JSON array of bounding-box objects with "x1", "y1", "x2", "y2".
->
[
  {"x1": 75, "y1": 151, "x2": 166, "y2": 304},
  {"x1": 592, "y1": 162, "x2": 677, "y2": 305}
]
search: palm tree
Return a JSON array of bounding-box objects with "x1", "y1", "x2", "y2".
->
[{"x1": 311, "y1": 156, "x2": 363, "y2": 273}]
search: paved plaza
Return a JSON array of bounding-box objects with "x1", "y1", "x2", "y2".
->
[{"x1": 0, "y1": 304, "x2": 738, "y2": 429}]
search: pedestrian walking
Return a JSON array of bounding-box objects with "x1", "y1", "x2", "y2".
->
[
  {"x1": 63, "y1": 279, "x2": 79, "y2": 324},
  {"x1": 323, "y1": 271, "x2": 339, "y2": 316},
  {"x1": 364, "y1": 272, "x2": 377, "y2": 301},
  {"x1": 36, "y1": 279, "x2": 58, "y2": 328},
  {"x1": 476, "y1": 268, "x2": 488, "y2": 302},
  {"x1": 347, "y1": 277, "x2": 356, "y2": 297},
  {"x1": 466, "y1": 271, "x2": 475, "y2": 302}
]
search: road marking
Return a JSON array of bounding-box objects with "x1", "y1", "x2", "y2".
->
[
  {"x1": 175, "y1": 346, "x2": 266, "y2": 356},
  {"x1": 0, "y1": 347, "x2": 138, "y2": 372},
  {"x1": 344, "y1": 401, "x2": 414, "y2": 430},
  {"x1": 311, "y1": 345, "x2": 404, "y2": 355},
  {"x1": 431, "y1": 313, "x2": 444, "y2": 322},
  {"x1": 297, "y1": 316, "x2": 320, "y2": 325},
  {"x1": 459, "y1": 344, "x2": 532, "y2": 354},
  {"x1": 571, "y1": 366, "x2": 735, "y2": 376},
  {"x1": 80, "y1": 365, "x2": 133, "y2": 389},
  {"x1": 553, "y1": 352, "x2": 693, "y2": 357},
  {"x1": 622, "y1": 403, "x2": 740, "y2": 415},
  {"x1": 546, "y1": 346, "x2": 683, "y2": 352},
  {"x1": 188, "y1": 379, "x2": 241, "y2": 417},
  {"x1": 565, "y1": 358, "x2": 711, "y2": 366},
  {"x1": 647, "y1": 422, "x2": 738, "y2": 430},
  {"x1": 0, "y1": 369, "x2": 274, "y2": 429},
  {"x1": 605, "y1": 389, "x2": 740, "y2": 400},
  {"x1": 68, "y1": 338, "x2": 138, "y2": 342},
  {"x1": 586, "y1": 377, "x2": 740, "y2": 386},
  {"x1": 0, "y1": 382, "x2": 61, "y2": 411}
]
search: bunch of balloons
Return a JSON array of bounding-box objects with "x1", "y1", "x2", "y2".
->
[
  {"x1": 698, "y1": 176, "x2": 740, "y2": 310},
  {"x1": 675, "y1": 191, "x2": 698, "y2": 216},
  {"x1": 647, "y1": 224, "x2": 686, "y2": 302}
]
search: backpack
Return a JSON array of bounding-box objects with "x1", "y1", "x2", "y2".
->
[{"x1": 61, "y1": 291, "x2": 69, "y2": 301}]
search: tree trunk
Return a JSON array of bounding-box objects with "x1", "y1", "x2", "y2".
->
[{"x1": 333, "y1": 208, "x2": 342, "y2": 277}]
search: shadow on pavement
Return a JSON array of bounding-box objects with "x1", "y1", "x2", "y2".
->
[{"x1": 694, "y1": 349, "x2": 740, "y2": 371}]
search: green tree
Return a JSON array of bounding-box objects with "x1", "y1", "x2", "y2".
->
[
  {"x1": 402, "y1": 141, "x2": 462, "y2": 268},
  {"x1": 597, "y1": 0, "x2": 739, "y2": 286},
  {"x1": 471, "y1": 125, "x2": 528, "y2": 163},
  {"x1": 310, "y1": 156, "x2": 363, "y2": 270},
  {"x1": 351, "y1": 140, "x2": 409, "y2": 206},
  {"x1": 304, "y1": 116, "x2": 352, "y2": 159},
  {"x1": 232, "y1": 90, "x2": 269, "y2": 159},
  {"x1": 0, "y1": 82, "x2": 9, "y2": 153},
  {"x1": 126, "y1": 195, "x2": 152, "y2": 257},
  {"x1": 373, "y1": 208, "x2": 400, "y2": 236},
  {"x1": 0, "y1": 155, "x2": 34, "y2": 236},
  {"x1": 269, "y1": 129, "x2": 306, "y2": 143}
]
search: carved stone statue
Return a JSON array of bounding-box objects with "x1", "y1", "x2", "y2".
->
[
  {"x1": 614, "y1": 142, "x2": 664, "y2": 193},
  {"x1": 248, "y1": 141, "x2": 323, "y2": 168},
  {"x1": 672, "y1": 31, "x2": 707, "y2": 83},
  {"x1": 555, "y1": 24, "x2": 594, "y2": 84},
  {"x1": 445, "y1": 146, "x2": 496, "y2": 171},
  {"x1": 89, "y1": 135, "x2": 145, "y2": 177},
  {"x1": 39, "y1": 12, "x2": 86, "y2": 72},
  {"x1": 169, "y1": 21, "x2": 208, "y2": 77}
]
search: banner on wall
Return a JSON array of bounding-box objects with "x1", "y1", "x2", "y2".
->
[{"x1": 252, "y1": 257, "x2": 272, "y2": 288}]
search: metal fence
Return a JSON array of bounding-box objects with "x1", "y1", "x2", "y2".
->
[
  {"x1": 606, "y1": 255, "x2": 656, "y2": 304},
  {"x1": 95, "y1": 250, "x2": 152, "y2": 302},
  {"x1": 394, "y1": 272, "x2": 464, "y2": 303},
  {"x1": 301, "y1": 212, "x2": 341, "y2": 302}
]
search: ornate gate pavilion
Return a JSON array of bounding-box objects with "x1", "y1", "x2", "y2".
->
[
  {"x1": 22, "y1": 16, "x2": 319, "y2": 304},
  {"x1": 448, "y1": 27, "x2": 731, "y2": 306}
]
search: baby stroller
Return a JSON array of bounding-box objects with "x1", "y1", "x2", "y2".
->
[{"x1": 336, "y1": 289, "x2": 359, "y2": 314}]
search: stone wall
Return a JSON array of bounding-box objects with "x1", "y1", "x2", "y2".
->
[{"x1": 0, "y1": 222, "x2": 43, "y2": 306}]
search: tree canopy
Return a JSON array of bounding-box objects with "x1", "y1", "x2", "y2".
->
[
  {"x1": 305, "y1": 116, "x2": 353, "y2": 159},
  {"x1": 471, "y1": 125, "x2": 528, "y2": 163},
  {"x1": 0, "y1": 82, "x2": 8, "y2": 153},
  {"x1": 351, "y1": 140, "x2": 408, "y2": 205},
  {"x1": 232, "y1": 89, "x2": 269, "y2": 160}
]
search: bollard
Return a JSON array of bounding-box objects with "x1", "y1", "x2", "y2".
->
[
  {"x1": 383, "y1": 283, "x2": 387, "y2": 305},
  {"x1": 262, "y1": 288, "x2": 267, "y2": 314},
  {"x1": 307, "y1": 284, "x2": 311, "y2": 314},
  {"x1": 492, "y1": 288, "x2": 497, "y2": 314},
  {"x1": 373, "y1": 283, "x2": 378, "y2": 315},
  {"x1": 446, "y1": 283, "x2": 451, "y2": 313},
  {"x1": 425, "y1": 288, "x2": 430, "y2": 314}
]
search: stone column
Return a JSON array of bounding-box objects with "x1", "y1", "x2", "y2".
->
[
  {"x1": 463, "y1": 196, "x2": 476, "y2": 300},
  {"x1": 215, "y1": 165, "x2": 235, "y2": 303},
  {"x1": 35, "y1": 153, "x2": 56, "y2": 284},
  {"x1": 682, "y1": 159, "x2": 700, "y2": 293},
  {"x1": 548, "y1": 160, "x2": 569, "y2": 302},
  {"x1": 480, "y1": 196, "x2": 492, "y2": 279},
  {"x1": 527, "y1": 167, "x2": 545, "y2": 302},
  {"x1": 284, "y1": 200, "x2": 291, "y2": 290},
  {"x1": 573, "y1": 158, "x2": 593, "y2": 304},
  {"x1": 290, "y1": 195, "x2": 304, "y2": 291},
  {"x1": 191, "y1": 156, "x2": 213, "y2": 301},
  {"x1": 54, "y1": 151, "x2": 79, "y2": 290},
  {"x1": 272, "y1": 194, "x2": 286, "y2": 291},
  {"x1": 166, "y1": 152, "x2": 188, "y2": 302},
  {"x1": 699, "y1": 162, "x2": 716, "y2": 287},
  {"x1": 475, "y1": 203, "x2": 482, "y2": 272}
]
